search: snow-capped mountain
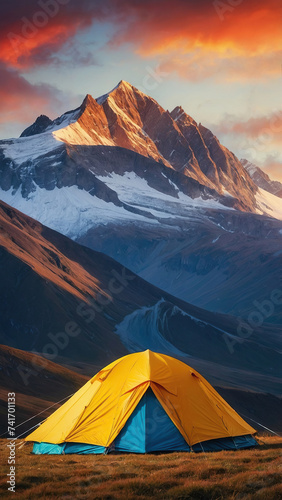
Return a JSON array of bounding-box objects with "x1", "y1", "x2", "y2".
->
[
  {"x1": 0, "y1": 81, "x2": 281, "y2": 322},
  {"x1": 0, "y1": 80, "x2": 259, "y2": 215},
  {"x1": 1, "y1": 80, "x2": 281, "y2": 230},
  {"x1": 17, "y1": 80, "x2": 257, "y2": 208},
  {"x1": 241, "y1": 159, "x2": 282, "y2": 199}
]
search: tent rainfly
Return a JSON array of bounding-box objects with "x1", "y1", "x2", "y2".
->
[{"x1": 25, "y1": 350, "x2": 257, "y2": 454}]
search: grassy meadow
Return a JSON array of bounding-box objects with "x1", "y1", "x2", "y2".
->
[{"x1": 0, "y1": 436, "x2": 281, "y2": 499}]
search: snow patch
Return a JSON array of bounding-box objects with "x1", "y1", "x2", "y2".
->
[
  {"x1": 0, "y1": 133, "x2": 60, "y2": 164},
  {"x1": 0, "y1": 185, "x2": 158, "y2": 239},
  {"x1": 96, "y1": 171, "x2": 232, "y2": 216},
  {"x1": 256, "y1": 188, "x2": 282, "y2": 220},
  {"x1": 174, "y1": 111, "x2": 184, "y2": 121}
]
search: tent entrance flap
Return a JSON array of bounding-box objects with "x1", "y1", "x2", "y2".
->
[{"x1": 113, "y1": 388, "x2": 190, "y2": 453}]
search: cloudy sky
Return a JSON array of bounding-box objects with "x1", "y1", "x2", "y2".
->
[{"x1": 0, "y1": 0, "x2": 281, "y2": 179}]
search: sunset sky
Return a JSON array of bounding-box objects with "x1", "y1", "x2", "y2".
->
[{"x1": 0, "y1": 0, "x2": 281, "y2": 179}]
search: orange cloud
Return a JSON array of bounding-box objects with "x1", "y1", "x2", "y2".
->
[
  {"x1": 0, "y1": 1, "x2": 100, "y2": 134},
  {"x1": 158, "y1": 50, "x2": 282, "y2": 82},
  {"x1": 105, "y1": 0, "x2": 282, "y2": 84},
  {"x1": 0, "y1": 1, "x2": 100, "y2": 69},
  {"x1": 212, "y1": 112, "x2": 282, "y2": 181},
  {"x1": 215, "y1": 111, "x2": 282, "y2": 139},
  {"x1": 1, "y1": 1, "x2": 280, "y2": 78},
  {"x1": 0, "y1": 63, "x2": 64, "y2": 127},
  {"x1": 111, "y1": 0, "x2": 282, "y2": 58},
  {"x1": 1, "y1": 24, "x2": 71, "y2": 68}
]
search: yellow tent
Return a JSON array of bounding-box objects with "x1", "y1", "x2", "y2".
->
[{"x1": 25, "y1": 350, "x2": 257, "y2": 454}]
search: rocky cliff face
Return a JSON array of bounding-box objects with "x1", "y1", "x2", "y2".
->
[
  {"x1": 241, "y1": 159, "x2": 282, "y2": 198},
  {"x1": 20, "y1": 115, "x2": 53, "y2": 137}
]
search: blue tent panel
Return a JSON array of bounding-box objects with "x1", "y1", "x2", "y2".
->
[
  {"x1": 64, "y1": 443, "x2": 105, "y2": 454},
  {"x1": 193, "y1": 434, "x2": 258, "y2": 452},
  {"x1": 113, "y1": 387, "x2": 190, "y2": 453},
  {"x1": 112, "y1": 389, "x2": 146, "y2": 453},
  {"x1": 33, "y1": 442, "x2": 64, "y2": 455},
  {"x1": 32, "y1": 442, "x2": 105, "y2": 454}
]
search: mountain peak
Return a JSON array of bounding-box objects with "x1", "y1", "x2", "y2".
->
[
  {"x1": 241, "y1": 159, "x2": 282, "y2": 198},
  {"x1": 172, "y1": 105, "x2": 184, "y2": 115},
  {"x1": 84, "y1": 93, "x2": 95, "y2": 101},
  {"x1": 80, "y1": 93, "x2": 97, "y2": 112},
  {"x1": 170, "y1": 106, "x2": 196, "y2": 126},
  {"x1": 116, "y1": 79, "x2": 132, "y2": 89},
  {"x1": 20, "y1": 114, "x2": 52, "y2": 138},
  {"x1": 113, "y1": 80, "x2": 142, "y2": 94},
  {"x1": 96, "y1": 80, "x2": 139, "y2": 105}
]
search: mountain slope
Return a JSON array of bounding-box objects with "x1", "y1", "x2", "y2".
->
[
  {"x1": 241, "y1": 159, "x2": 282, "y2": 198},
  {"x1": 80, "y1": 209, "x2": 282, "y2": 324},
  {"x1": 0, "y1": 200, "x2": 281, "y2": 396},
  {"x1": 0, "y1": 344, "x2": 88, "y2": 435}
]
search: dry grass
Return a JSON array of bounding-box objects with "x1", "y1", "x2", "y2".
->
[{"x1": 0, "y1": 436, "x2": 281, "y2": 499}]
